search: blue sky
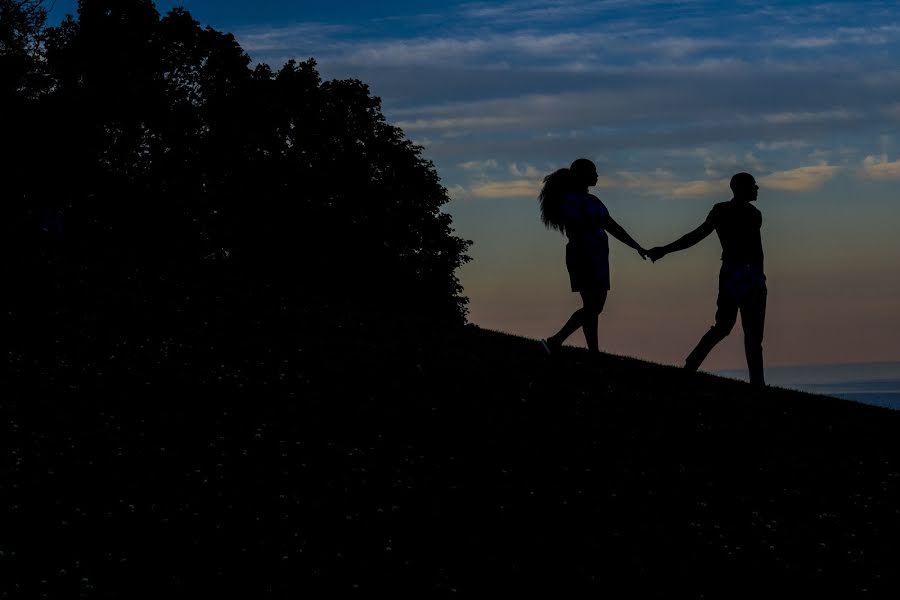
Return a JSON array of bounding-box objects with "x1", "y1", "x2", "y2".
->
[{"x1": 47, "y1": 1, "x2": 900, "y2": 370}]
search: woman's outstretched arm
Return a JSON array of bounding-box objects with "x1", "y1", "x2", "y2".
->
[{"x1": 601, "y1": 215, "x2": 647, "y2": 259}]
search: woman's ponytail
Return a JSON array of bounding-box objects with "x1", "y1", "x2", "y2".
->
[{"x1": 538, "y1": 168, "x2": 573, "y2": 234}]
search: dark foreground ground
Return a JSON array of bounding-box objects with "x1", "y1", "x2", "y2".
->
[{"x1": 3, "y1": 325, "x2": 900, "y2": 597}]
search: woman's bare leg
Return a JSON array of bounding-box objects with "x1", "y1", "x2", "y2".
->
[{"x1": 547, "y1": 289, "x2": 607, "y2": 352}]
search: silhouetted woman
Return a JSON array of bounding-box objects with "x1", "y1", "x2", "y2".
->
[{"x1": 540, "y1": 159, "x2": 647, "y2": 354}]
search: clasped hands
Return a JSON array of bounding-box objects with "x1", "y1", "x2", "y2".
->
[{"x1": 636, "y1": 247, "x2": 667, "y2": 262}]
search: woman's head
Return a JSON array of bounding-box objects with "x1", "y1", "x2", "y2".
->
[
  {"x1": 569, "y1": 158, "x2": 598, "y2": 189},
  {"x1": 538, "y1": 158, "x2": 598, "y2": 233}
]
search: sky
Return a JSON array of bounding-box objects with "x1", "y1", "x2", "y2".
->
[{"x1": 47, "y1": 1, "x2": 900, "y2": 371}]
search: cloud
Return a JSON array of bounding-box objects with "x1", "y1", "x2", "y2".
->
[
  {"x1": 308, "y1": 28, "x2": 729, "y2": 71},
  {"x1": 766, "y1": 19, "x2": 900, "y2": 48},
  {"x1": 773, "y1": 37, "x2": 837, "y2": 49},
  {"x1": 238, "y1": 23, "x2": 351, "y2": 53},
  {"x1": 229, "y1": 1, "x2": 900, "y2": 203},
  {"x1": 509, "y1": 32, "x2": 596, "y2": 56},
  {"x1": 469, "y1": 179, "x2": 543, "y2": 199},
  {"x1": 456, "y1": 160, "x2": 846, "y2": 202},
  {"x1": 862, "y1": 154, "x2": 900, "y2": 179},
  {"x1": 395, "y1": 115, "x2": 523, "y2": 132},
  {"x1": 669, "y1": 179, "x2": 730, "y2": 198},
  {"x1": 616, "y1": 169, "x2": 728, "y2": 198},
  {"x1": 702, "y1": 152, "x2": 764, "y2": 177},
  {"x1": 755, "y1": 140, "x2": 809, "y2": 151},
  {"x1": 594, "y1": 169, "x2": 727, "y2": 199},
  {"x1": 509, "y1": 163, "x2": 541, "y2": 177},
  {"x1": 762, "y1": 109, "x2": 859, "y2": 125},
  {"x1": 648, "y1": 36, "x2": 728, "y2": 58},
  {"x1": 445, "y1": 184, "x2": 469, "y2": 201},
  {"x1": 234, "y1": 2, "x2": 900, "y2": 82},
  {"x1": 381, "y1": 66, "x2": 887, "y2": 153},
  {"x1": 459, "y1": 159, "x2": 499, "y2": 171},
  {"x1": 235, "y1": 4, "x2": 900, "y2": 150},
  {"x1": 759, "y1": 164, "x2": 840, "y2": 191},
  {"x1": 457, "y1": 0, "x2": 644, "y2": 24},
  {"x1": 340, "y1": 37, "x2": 494, "y2": 67},
  {"x1": 458, "y1": 169, "x2": 727, "y2": 201}
]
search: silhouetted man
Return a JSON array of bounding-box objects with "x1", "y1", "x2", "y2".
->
[{"x1": 647, "y1": 173, "x2": 766, "y2": 385}]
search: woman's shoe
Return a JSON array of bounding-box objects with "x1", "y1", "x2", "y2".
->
[{"x1": 540, "y1": 338, "x2": 556, "y2": 355}]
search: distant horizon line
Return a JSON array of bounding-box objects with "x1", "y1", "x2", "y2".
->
[
  {"x1": 660, "y1": 359, "x2": 900, "y2": 373},
  {"x1": 715, "y1": 360, "x2": 900, "y2": 386},
  {"x1": 716, "y1": 359, "x2": 900, "y2": 372}
]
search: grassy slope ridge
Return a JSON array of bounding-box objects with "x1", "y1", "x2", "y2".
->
[{"x1": 3, "y1": 325, "x2": 900, "y2": 597}]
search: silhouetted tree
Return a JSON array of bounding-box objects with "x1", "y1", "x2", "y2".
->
[
  {"x1": 1, "y1": 0, "x2": 48, "y2": 211},
  {"x1": 4, "y1": 0, "x2": 470, "y2": 386},
  {"x1": 2, "y1": 0, "x2": 54, "y2": 361},
  {"x1": 0, "y1": 0, "x2": 46, "y2": 96}
]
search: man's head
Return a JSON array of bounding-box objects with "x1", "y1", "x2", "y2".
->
[{"x1": 730, "y1": 172, "x2": 759, "y2": 202}]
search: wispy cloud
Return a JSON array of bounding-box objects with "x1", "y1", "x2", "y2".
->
[
  {"x1": 648, "y1": 36, "x2": 729, "y2": 58},
  {"x1": 509, "y1": 162, "x2": 541, "y2": 177},
  {"x1": 759, "y1": 164, "x2": 840, "y2": 191},
  {"x1": 459, "y1": 159, "x2": 499, "y2": 171},
  {"x1": 762, "y1": 109, "x2": 860, "y2": 125},
  {"x1": 756, "y1": 140, "x2": 810, "y2": 151},
  {"x1": 596, "y1": 169, "x2": 727, "y2": 199},
  {"x1": 340, "y1": 37, "x2": 495, "y2": 67},
  {"x1": 459, "y1": 167, "x2": 730, "y2": 200},
  {"x1": 458, "y1": 0, "x2": 649, "y2": 24},
  {"x1": 445, "y1": 184, "x2": 469, "y2": 201},
  {"x1": 395, "y1": 115, "x2": 523, "y2": 132},
  {"x1": 774, "y1": 36, "x2": 837, "y2": 49},
  {"x1": 668, "y1": 178, "x2": 730, "y2": 198},
  {"x1": 229, "y1": 0, "x2": 900, "y2": 203},
  {"x1": 237, "y1": 23, "x2": 351, "y2": 53},
  {"x1": 469, "y1": 179, "x2": 543, "y2": 199},
  {"x1": 235, "y1": 2, "x2": 900, "y2": 72},
  {"x1": 703, "y1": 152, "x2": 764, "y2": 177},
  {"x1": 446, "y1": 152, "x2": 882, "y2": 202}
]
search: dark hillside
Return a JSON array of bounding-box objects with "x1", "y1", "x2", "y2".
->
[{"x1": 3, "y1": 326, "x2": 900, "y2": 597}]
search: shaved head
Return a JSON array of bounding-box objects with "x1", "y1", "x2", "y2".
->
[{"x1": 730, "y1": 172, "x2": 756, "y2": 193}]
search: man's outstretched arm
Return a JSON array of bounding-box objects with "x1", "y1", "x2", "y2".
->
[
  {"x1": 601, "y1": 215, "x2": 648, "y2": 259},
  {"x1": 647, "y1": 219, "x2": 715, "y2": 262}
]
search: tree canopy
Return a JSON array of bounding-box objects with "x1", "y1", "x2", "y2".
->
[{"x1": 3, "y1": 0, "x2": 471, "y2": 384}]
